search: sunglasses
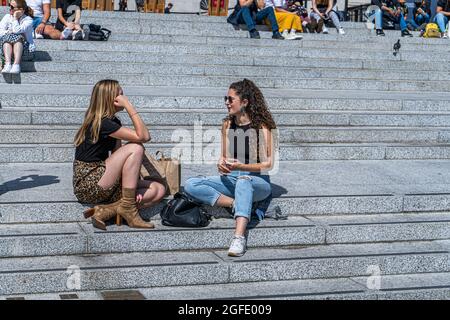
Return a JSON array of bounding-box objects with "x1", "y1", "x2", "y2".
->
[
  {"x1": 224, "y1": 96, "x2": 236, "y2": 103},
  {"x1": 10, "y1": 5, "x2": 22, "y2": 10}
]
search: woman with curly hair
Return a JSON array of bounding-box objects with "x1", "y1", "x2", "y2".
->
[{"x1": 184, "y1": 79, "x2": 276, "y2": 257}]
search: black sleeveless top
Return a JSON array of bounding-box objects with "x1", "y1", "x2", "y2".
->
[{"x1": 228, "y1": 120, "x2": 260, "y2": 165}]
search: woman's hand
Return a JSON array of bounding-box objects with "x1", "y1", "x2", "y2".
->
[
  {"x1": 35, "y1": 22, "x2": 45, "y2": 35},
  {"x1": 114, "y1": 95, "x2": 130, "y2": 109},
  {"x1": 66, "y1": 22, "x2": 75, "y2": 30},
  {"x1": 225, "y1": 159, "x2": 242, "y2": 171},
  {"x1": 217, "y1": 158, "x2": 231, "y2": 175},
  {"x1": 13, "y1": 10, "x2": 23, "y2": 20}
]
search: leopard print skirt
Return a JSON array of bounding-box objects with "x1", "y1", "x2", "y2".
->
[{"x1": 73, "y1": 160, "x2": 122, "y2": 204}]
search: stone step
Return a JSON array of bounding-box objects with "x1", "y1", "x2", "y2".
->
[
  {"x1": 2, "y1": 272, "x2": 449, "y2": 300},
  {"x1": 1, "y1": 211, "x2": 450, "y2": 258},
  {"x1": 32, "y1": 16, "x2": 425, "y2": 40},
  {"x1": 32, "y1": 41, "x2": 449, "y2": 63},
  {"x1": 8, "y1": 272, "x2": 443, "y2": 300},
  {"x1": 4, "y1": 72, "x2": 450, "y2": 92},
  {"x1": 0, "y1": 240, "x2": 447, "y2": 295},
  {"x1": 3, "y1": 142, "x2": 450, "y2": 164},
  {"x1": 1, "y1": 161, "x2": 450, "y2": 223},
  {"x1": 110, "y1": 272, "x2": 450, "y2": 300},
  {"x1": 35, "y1": 33, "x2": 450, "y2": 54},
  {"x1": 18, "y1": 61, "x2": 450, "y2": 82},
  {"x1": 2, "y1": 109, "x2": 450, "y2": 127},
  {"x1": 105, "y1": 32, "x2": 450, "y2": 51},
  {"x1": 2, "y1": 88, "x2": 450, "y2": 112},
  {"x1": 29, "y1": 50, "x2": 450, "y2": 72},
  {"x1": 1, "y1": 125, "x2": 449, "y2": 144}
]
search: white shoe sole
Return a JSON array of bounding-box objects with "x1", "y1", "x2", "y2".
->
[{"x1": 228, "y1": 251, "x2": 245, "y2": 257}]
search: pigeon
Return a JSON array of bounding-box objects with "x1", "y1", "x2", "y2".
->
[{"x1": 393, "y1": 39, "x2": 401, "y2": 56}]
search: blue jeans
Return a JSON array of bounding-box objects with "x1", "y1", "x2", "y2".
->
[
  {"x1": 237, "y1": 6, "x2": 279, "y2": 34},
  {"x1": 374, "y1": 9, "x2": 383, "y2": 29},
  {"x1": 381, "y1": 11, "x2": 408, "y2": 31},
  {"x1": 416, "y1": 13, "x2": 430, "y2": 25},
  {"x1": 406, "y1": 17, "x2": 420, "y2": 29},
  {"x1": 32, "y1": 17, "x2": 42, "y2": 30},
  {"x1": 184, "y1": 171, "x2": 272, "y2": 220},
  {"x1": 434, "y1": 13, "x2": 449, "y2": 32}
]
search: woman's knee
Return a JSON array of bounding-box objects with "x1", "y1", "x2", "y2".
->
[
  {"x1": 184, "y1": 177, "x2": 203, "y2": 195},
  {"x1": 156, "y1": 183, "x2": 166, "y2": 200}
]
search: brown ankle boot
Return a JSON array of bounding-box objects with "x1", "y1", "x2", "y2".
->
[
  {"x1": 83, "y1": 199, "x2": 121, "y2": 230},
  {"x1": 116, "y1": 188, "x2": 154, "y2": 229}
]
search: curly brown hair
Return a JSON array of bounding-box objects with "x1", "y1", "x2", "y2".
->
[{"x1": 225, "y1": 79, "x2": 277, "y2": 130}]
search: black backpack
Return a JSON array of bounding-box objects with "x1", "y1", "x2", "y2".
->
[
  {"x1": 86, "y1": 24, "x2": 111, "y2": 41},
  {"x1": 160, "y1": 192, "x2": 211, "y2": 228}
]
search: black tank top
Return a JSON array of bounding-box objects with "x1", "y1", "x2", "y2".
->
[{"x1": 228, "y1": 120, "x2": 260, "y2": 165}]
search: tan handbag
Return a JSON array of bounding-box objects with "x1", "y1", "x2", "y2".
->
[{"x1": 140, "y1": 151, "x2": 181, "y2": 196}]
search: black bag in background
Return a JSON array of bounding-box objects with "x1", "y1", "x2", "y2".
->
[
  {"x1": 160, "y1": 192, "x2": 211, "y2": 228},
  {"x1": 84, "y1": 24, "x2": 111, "y2": 41}
]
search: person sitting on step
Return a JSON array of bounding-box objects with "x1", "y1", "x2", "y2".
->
[
  {"x1": 310, "y1": 0, "x2": 346, "y2": 34},
  {"x1": 27, "y1": 0, "x2": 62, "y2": 39},
  {"x1": 184, "y1": 79, "x2": 276, "y2": 257},
  {"x1": 0, "y1": 0, "x2": 35, "y2": 74},
  {"x1": 371, "y1": 0, "x2": 413, "y2": 37},
  {"x1": 227, "y1": 0, "x2": 284, "y2": 39},
  {"x1": 414, "y1": 0, "x2": 430, "y2": 28},
  {"x1": 73, "y1": 80, "x2": 166, "y2": 230},
  {"x1": 55, "y1": 0, "x2": 83, "y2": 40},
  {"x1": 433, "y1": 0, "x2": 450, "y2": 38},
  {"x1": 264, "y1": 0, "x2": 303, "y2": 39}
]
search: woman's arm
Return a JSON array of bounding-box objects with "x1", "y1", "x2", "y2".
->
[
  {"x1": 109, "y1": 96, "x2": 150, "y2": 143},
  {"x1": 74, "y1": 8, "x2": 81, "y2": 25},
  {"x1": 11, "y1": 15, "x2": 33, "y2": 34},
  {"x1": 228, "y1": 126, "x2": 274, "y2": 173},
  {"x1": 0, "y1": 15, "x2": 10, "y2": 37},
  {"x1": 57, "y1": 8, "x2": 76, "y2": 29},
  {"x1": 311, "y1": 0, "x2": 322, "y2": 15},
  {"x1": 218, "y1": 120, "x2": 232, "y2": 174},
  {"x1": 239, "y1": 0, "x2": 255, "y2": 7},
  {"x1": 275, "y1": 7, "x2": 291, "y2": 13},
  {"x1": 326, "y1": 0, "x2": 333, "y2": 14}
]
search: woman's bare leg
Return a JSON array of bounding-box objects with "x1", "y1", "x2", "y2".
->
[
  {"x1": 3, "y1": 43, "x2": 12, "y2": 64},
  {"x1": 42, "y1": 24, "x2": 62, "y2": 40},
  {"x1": 216, "y1": 194, "x2": 234, "y2": 207},
  {"x1": 13, "y1": 42, "x2": 23, "y2": 65},
  {"x1": 234, "y1": 217, "x2": 249, "y2": 236},
  {"x1": 97, "y1": 143, "x2": 144, "y2": 190},
  {"x1": 136, "y1": 180, "x2": 166, "y2": 208}
]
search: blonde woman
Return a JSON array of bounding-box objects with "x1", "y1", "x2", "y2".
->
[
  {"x1": 264, "y1": 0, "x2": 303, "y2": 39},
  {"x1": 73, "y1": 80, "x2": 166, "y2": 230}
]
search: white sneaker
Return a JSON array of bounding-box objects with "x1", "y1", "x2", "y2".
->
[
  {"x1": 228, "y1": 235, "x2": 247, "y2": 257},
  {"x1": 338, "y1": 28, "x2": 346, "y2": 35},
  {"x1": 443, "y1": 33, "x2": 449, "y2": 39},
  {"x1": 61, "y1": 27, "x2": 73, "y2": 40},
  {"x1": 34, "y1": 32, "x2": 44, "y2": 39},
  {"x1": 9, "y1": 64, "x2": 20, "y2": 74},
  {"x1": 289, "y1": 29, "x2": 303, "y2": 40},
  {"x1": 322, "y1": 26, "x2": 329, "y2": 34},
  {"x1": 281, "y1": 29, "x2": 289, "y2": 39},
  {"x1": 1, "y1": 64, "x2": 12, "y2": 73}
]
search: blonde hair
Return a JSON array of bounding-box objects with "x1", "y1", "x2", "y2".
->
[{"x1": 74, "y1": 79, "x2": 121, "y2": 146}]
